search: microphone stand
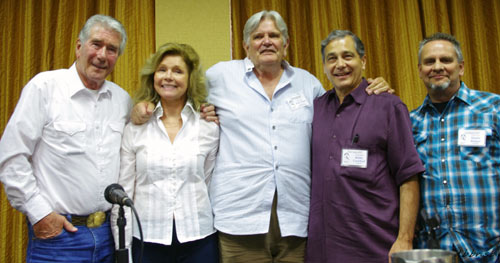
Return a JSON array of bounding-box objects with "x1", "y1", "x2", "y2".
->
[
  {"x1": 105, "y1": 184, "x2": 143, "y2": 263},
  {"x1": 116, "y1": 205, "x2": 129, "y2": 263}
]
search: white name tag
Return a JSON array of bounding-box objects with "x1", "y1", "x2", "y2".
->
[
  {"x1": 286, "y1": 93, "x2": 309, "y2": 110},
  {"x1": 341, "y1": 148, "x2": 368, "y2": 168},
  {"x1": 458, "y1": 129, "x2": 486, "y2": 147}
]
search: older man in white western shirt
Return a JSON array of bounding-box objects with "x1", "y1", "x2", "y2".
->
[{"x1": 0, "y1": 15, "x2": 131, "y2": 262}]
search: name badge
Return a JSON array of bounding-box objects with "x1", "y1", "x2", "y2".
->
[
  {"x1": 458, "y1": 129, "x2": 486, "y2": 147},
  {"x1": 341, "y1": 148, "x2": 368, "y2": 168},
  {"x1": 286, "y1": 93, "x2": 309, "y2": 110}
]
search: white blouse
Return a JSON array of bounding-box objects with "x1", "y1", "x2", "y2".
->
[{"x1": 111, "y1": 101, "x2": 219, "y2": 247}]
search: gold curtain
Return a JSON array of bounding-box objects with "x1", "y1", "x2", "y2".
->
[
  {"x1": 0, "y1": 0, "x2": 155, "y2": 261},
  {"x1": 231, "y1": 0, "x2": 500, "y2": 111}
]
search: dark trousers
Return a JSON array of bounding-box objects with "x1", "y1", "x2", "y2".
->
[{"x1": 132, "y1": 223, "x2": 219, "y2": 263}]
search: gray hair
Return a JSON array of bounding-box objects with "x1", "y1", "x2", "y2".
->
[
  {"x1": 321, "y1": 30, "x2": 365, "y2": 61},
  {"x1": 243, "y1": 10, "x2": 289, "y2": 45},
  {"x1": 418, "y1": 32, "x2": 463, "y2": 64},
  {"x1": 78, "y1": 14, "x2": 127, "y2": 55}
]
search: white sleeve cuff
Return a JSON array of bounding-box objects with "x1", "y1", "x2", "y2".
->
[{"x1": 25, "y1": 194, "x2": 52, "y2": 224}]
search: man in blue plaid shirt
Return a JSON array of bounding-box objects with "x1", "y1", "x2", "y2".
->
[{"x1": 411, "y1": 32, "x2": 499, "y2": 263}]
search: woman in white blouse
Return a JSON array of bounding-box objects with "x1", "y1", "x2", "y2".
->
[{"x1": 112, "y1": 43, "x2": 219, "y2": 263}]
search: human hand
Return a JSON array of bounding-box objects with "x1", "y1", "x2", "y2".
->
[
  {"x1": 388, "y1": 237, "x2": 412, "y2": 263},
  {"x1": 33, "y1": 212, "x2": 77, "y2": 239},
  {"x1": 131, "y1": 101, "x2": 155, "y2": 125},
  {"x1": 366, "y1": 77, "x2": 395, "y2": 95},
  {"x1": 200, "y1": 103, "x2": 219, "y2": 125}
]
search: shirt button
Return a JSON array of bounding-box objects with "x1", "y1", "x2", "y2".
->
[
  {"x1": 441, "y1": 158, "x2": 445, "y2": 163},
  {"x1": 275, "y1": 165, "x2": 279, "y2": 170},
  {"x1": 441, "y1": 118, "x2": 445, "y2": 122},
  {"x1": 271, "y1": 108, "x2": 274, "y2": 112},
  {"x1": 274, "y1": 146, "x2": 277, "y2": 150},
  {"x1": 443, "y1": 180, "x2": 447, "y2": 184},
  {"x1": 329, "y1": 155, "x2": 333, "y2": 160},
  {"x1": 441, "y1": 137, "x2": 445, "y2": 142},
  {"x1": 272, "y1": 125, "x2": 276, "y2": 130},
  {"x1": 332, "y1": 135, "x2": 336, "y2": 139},
  {"x1": 336, "y1": 114, "x2": 340, "y2": 117}
]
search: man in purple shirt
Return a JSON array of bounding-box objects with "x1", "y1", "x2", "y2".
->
[{"x1": 306, "y1": 30, "x2": 425, "y2": 263}]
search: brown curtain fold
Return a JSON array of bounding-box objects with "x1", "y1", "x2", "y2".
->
[
  {"x1": 0, "y1": 0, "x2": 155, "y2": 261},
  {"x1": 231, "y1": 0, "x2": 500, "y2": 111}
]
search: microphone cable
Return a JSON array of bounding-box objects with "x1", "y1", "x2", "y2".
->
[{"x1": 129, "y1": 203, "x2": 144, "y2": 263}]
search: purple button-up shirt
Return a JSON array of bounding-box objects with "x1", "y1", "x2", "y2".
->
[{"x1": 307, "y1": 79, "x2": 424, "y2": 263}]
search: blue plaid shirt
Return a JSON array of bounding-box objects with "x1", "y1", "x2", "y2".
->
[{"x1": 411, "y1": 82, "x2": 500, "y2": 263}]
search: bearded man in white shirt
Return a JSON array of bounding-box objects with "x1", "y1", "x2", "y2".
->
[
  {"x1": 0, "y1": 14, "x2": 131, "y2": 262},
  {"x1": 131, "y1": 10, "x2": 390, "y2": 263}
]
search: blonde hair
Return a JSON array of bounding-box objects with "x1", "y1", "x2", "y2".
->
[{"x1": 134, "y1": 43, "x2": 206, "y2": 111}]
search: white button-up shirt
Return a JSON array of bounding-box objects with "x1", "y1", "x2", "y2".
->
[
  {"x1": 0, "y1": 64, "x2": 132, "y2": 224},
  {"x1": 206, "y1": 58, "x2": 325, "y2": 237},
  {"x1": 113, "y1": 102, "x2": 219, "y2": 246}
]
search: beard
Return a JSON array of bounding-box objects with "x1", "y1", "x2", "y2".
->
[{"x1": 429, "y1": 80, "x2": 451, "y2": 91}]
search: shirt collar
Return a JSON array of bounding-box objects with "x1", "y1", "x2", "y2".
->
[
  {"x1": 350, "y1": 79, "x2": 369, "y2": 104},
  {"x1": 417, "y1": 81, "x2": 469, "y2": 113},
  {"x1": 154, "y1": 100, "x2": 196, "y2": 120},
  {"x1": 453, "y1": 82, "x2": 471, "y2": 105},
  {"x1": 327, "y1": 78, "x2": 369, "y2": 105},
  {"x1": 243, "y1": 57, "x2": 254, "y2": 72},
  {"x1": 69, "y1": 63, "x2": 112, "y2": 98}
]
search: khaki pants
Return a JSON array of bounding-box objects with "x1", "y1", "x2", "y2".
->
[{"x1": 218, "y1": 192, "x2": 306, "y2": 263}]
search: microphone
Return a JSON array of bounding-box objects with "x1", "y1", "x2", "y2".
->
[{"x1": 105, "y1": 184, "x2": 133, "y2": 207}]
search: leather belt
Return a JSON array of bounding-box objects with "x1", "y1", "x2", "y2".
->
[{"x1": 70, "y1": 211, "x2": 109, "y2": 228}]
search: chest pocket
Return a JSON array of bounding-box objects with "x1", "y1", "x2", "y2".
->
[
  {"x1": 413, "y1": 132, "x2": 429, "y2": 161},
  {"x1": 52, "y1": 121, "x2": 87, "y2": 154},
  {"x1": 459, "y1": 126, "x2": 494, "y2": 164},
  {"x1": 339, "y1": 140, "x2": 383, "y2": 183},
  {"x1": 107, "y1": 122, "x2": 125, "y2": 153},
  {"x1": 288, "y1": 104, "x2": 313, "y2": 123},
  {"x1": 284, "y1": 92, "x2": 313, "y2": 124}
]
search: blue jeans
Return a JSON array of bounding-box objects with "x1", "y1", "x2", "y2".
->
[
  {"x1": 132, "y1": 224, "x2": 219, "y2": 263},
  {"x1": 26, "y1": 216, "x2": 115, "y2": 263}
]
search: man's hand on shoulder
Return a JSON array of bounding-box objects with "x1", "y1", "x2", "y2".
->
[
  {"x1": 131, "y1": 101, "x2": 155, "y2": 125},
  {"x1": 366, "y1": 77, "x2": 395, "y2": 95},
  {"x1": 200, "y1": 103, "x2": 219, "y2": 125},
  {"x1": 33, "y1": 212, "x2": 77, "y2": 239}
]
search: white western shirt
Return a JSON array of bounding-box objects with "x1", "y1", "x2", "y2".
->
[
  {"x1": 206, "y1": 58, "x2": 325, "y2": 237},
  {"x1": 0, "y1": 63, "x2": 132, "y2": 224},
  {"x1": 112, "y1": 102, "x2": 219, "y2": 247}
]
